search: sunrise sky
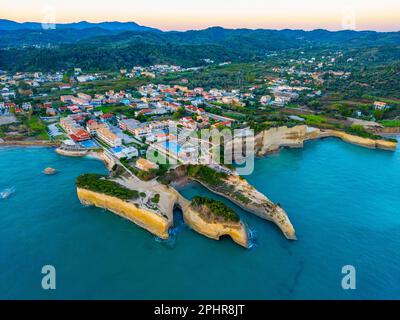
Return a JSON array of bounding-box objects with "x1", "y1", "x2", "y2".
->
[{"x1": 2, "y1": 0, "x2": 400, "y2": 31}]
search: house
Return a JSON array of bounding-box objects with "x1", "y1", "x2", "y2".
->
[
  {"x1": 136, "y1": 109, "x2": 154, "y2": 116},
  {"x1": 118, "y1": 119, "x2": 141, "y2": 131},
  {"x1": 374, "y1": 101, "x2": 390, "y2": 110},
  {"x1": 67, "y1": 105, "x2": 81, "y2": 114},
  {"x1": 149, "y1": 120, "x2": 172, "y2": 130},
  {"x1": 60, "y1": 95, "x2": 75, "y2": 103},
  {"x1": 60, "y1": 117, "x2": 81, "y2": 133},
  {"x1": 69, "y1": 129, "x2": 91, "y2": 142},
  {"x1": 82, "y1": 105, "x2": 94, "y2": 112},
  {"x1": 96, "y1": 127, "x2": 122, "y2": 147},
  {"x1": 99, "y1": 113, "x2": 114, "y2": 122},
  {"x1": 136, "y1": 158, "x2": 159, "y2": 172},
  {"x1": 59, "y1": 84, "x2": 71, "y2": 90},
  {"x1": 155, "y1": 133, "x2": 177, "y2": 143},
  {"x1": 1, "y1": 87, "x2": 16, "y2": 100},
  {"x1": 86, "y1": 120, "x2": 108, "y2": 134},
  {"x1": 260, "y1": 95, "x2": 272, "y2": 105},
  {"x1": 43, "y1": 102, "x2": 52, "y2": 109},
  {"x1": 185, "y1": 105, "x2": 205, "y2": 115},
  {"x1": 77, "y1": 93, "x2": 91, "y2": 102},
  {"x1": 76, "y1": 75, "x2": 96, "y2": 83},
  {"x1": 130, "y1": 124, "x2": 152, "y2": 138},
  {"x1": 60, "y1": 116, "x2": 91, "y2": 142},
  {"x1": 112, "y1": 146, "x2": 139, "y2": 159},
  {"x1": 21, "y1": 102, "x2": 32, "y2": 111},
  {"x1": 212, "y1": 121, "x2": 232, "y2": 128},
  {"x1": 46, "y1": 108, "x2": 57, "y2": 116},
  {"x1": 179, "y1": 117, "x2": 198, "y2": 130}
]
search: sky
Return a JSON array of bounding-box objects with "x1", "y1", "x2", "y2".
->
[{"x1": 2, "y1": 0, "x2": 399, "y2": 31}]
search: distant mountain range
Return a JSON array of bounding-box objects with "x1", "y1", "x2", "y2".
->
[
  {"x1": 0, "y1": 19, "x2": 160, "y2": 32},
  {"x1": 0, "y1": 19, "x2": 399, "y2": 72}
]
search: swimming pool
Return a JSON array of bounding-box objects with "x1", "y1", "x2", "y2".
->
[
  {"x1": 163, "y1": 141, "x2": 181, "y2": 154},
  {"x1": 110, "y1": 146, "x2": 124, "y2": 154},
  {"x1": 80, "y1": 140, "x2": 98, "y2": 149}
]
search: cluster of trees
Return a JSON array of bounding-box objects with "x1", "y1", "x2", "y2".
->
[
  {"x1": 76, "y1": 174, "x2": 139, "y2": 200},
  {"x1": 323, "y1": 48, "x2": 400, "y2": 99},
  {"x1": 191, "y1": 196, "x2": 239, "y2": 223},
  {"x1": 151, "y1": 194, "x2": 160, "y2": 204},
  {"x1": 2, "y1": 27, "x2": 399, "y2": 73},
  {"x1": 187, "y1": 165, "x2": 228, "y2": 187},
  {"x1": 120, "y1": 158, "x2": 170, "y2": 182},
  {"x1": 345, "y1": 125, "x2": 397, "y2": 142}
]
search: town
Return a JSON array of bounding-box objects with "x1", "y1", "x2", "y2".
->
[{"x1": 1, "y1": 53, "x2": 399, "y2": 175}]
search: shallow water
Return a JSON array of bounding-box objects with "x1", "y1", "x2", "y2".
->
[{"x1": 0, "y1": 138, "x2": 399, "y2": 299}]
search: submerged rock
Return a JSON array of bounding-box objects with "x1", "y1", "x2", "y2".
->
[{"x1": 43, "y1": 167, "x2": 57, "y2": 175}]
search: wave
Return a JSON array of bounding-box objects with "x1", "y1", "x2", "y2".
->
[
  {"x1": 154, "y1": 220, "x2": 187, "y2": 248},
  {"x1": 0, "y1": 187, "x2": 15, "y2": 200},
  {"x1": 247, "y1": 228, "x2": 258, "y2": 249}
]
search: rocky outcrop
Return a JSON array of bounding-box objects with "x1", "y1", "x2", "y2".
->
[
  {"x1": 77, "y1": 188, "x2": 171, "y2": 239},
  {"x1": 190, "y1": 174, "x2": 296, "y2": 240},
  {"x1": 56, "y1": 148, "x2": 88, "y2": 157},
  {"x1": 78, "y1": 175, "x2": 249, "y2": 247},
  {"x1": 321, "y1": 130, "x2": 397, "y2": 150},
  {"x1": 372, "y1": 127, "x2": 400, "y2": 135},
  {"x1": 255, "y1": 125, "x2": 310, "y2": 156},
  {"x1": 0, "y1": 140, "x2": 61, "y2": 147},
  {"x1": 178, "y1": 198, "x2": 249, "y2": 248},
  {"x1": 252, "y1": 125, "x2": 396, "y2": 155}
]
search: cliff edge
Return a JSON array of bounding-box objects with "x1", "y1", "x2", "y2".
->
[
  {"x1": 182, "y1": 165, "x2": 296, "y2": 240},
  {"x1": 177, "y1": 196, "x2": 249, "y2": 248},
  {"x1": 77, "y1": 187, "x2": 171, "y2": 240}
]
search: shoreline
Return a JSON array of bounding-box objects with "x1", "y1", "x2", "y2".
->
[
  {"x1": 0, "y1": 140, "x2": 61, "y2": 148},
  {"x1": 253, "y1": 126, "x2": 397, "y2": 158},
  {"x1": 3, "y1": 129, "x2": 397, "y2": 246},
  {"x1": 188, "y1": 176, "x2": 296, "y2": 240}
]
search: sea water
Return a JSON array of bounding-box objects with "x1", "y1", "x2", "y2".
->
[{"x1": 0, "y1": 138, "x2": 399, "y2": 300}]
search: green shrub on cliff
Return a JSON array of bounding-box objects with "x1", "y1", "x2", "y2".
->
[
  {"x1": 151, "y1": 194, "x2": 160, "y2": 204},
  {"x1": 380, "y1": 120, "x2": 400, "y2": 128},
  {"x1": 346, "y1": 125, "x2": 382, "y2": 140},
  {"x1": 191, "y1": 196, "x2": 239, "y2": 223},
  {"x1": 187, "y1": 165, "x2": 227, "y2": 186},
  {"x1": 76, "y1": 174, "x2": 139, "y2": 201}
]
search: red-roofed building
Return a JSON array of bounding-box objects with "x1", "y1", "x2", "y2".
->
[
  {"x1": 137, "y1": 109, "x2": 153, "y2": 116},
  {"x1": 212, "y1": 121, "x2": 232, "y2": 128},
  {"x1": 100, "y1": 113, "x2": 114, "y2": 122},
  {"x1": 69, "y1": 129, "x2": 91, "y2": 142}
]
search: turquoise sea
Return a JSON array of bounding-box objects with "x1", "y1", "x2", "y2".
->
[{"x1": 0, "y1": 138, "x2": 399, "y2": 300}]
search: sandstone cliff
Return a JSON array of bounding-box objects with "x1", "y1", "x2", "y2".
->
[
  {"x1": 255, "y1": 125, "x2": 310, "y2": 155},
  {"x1": 78, "y1": 176, "x2": 249, "y2": 247},
  {"x1": 252, "y1": 125, "x2": 396, "y2": 155},
  {"x1": 178, "y1": 197, "x2": 249, "y2": 248},
  {"x1": 185, "y1": 171, "x2": 296, "y2": 240},
  {"x1": 77, "y1": 188, "x2": 171, "y2": 239},
  {"x1": 321, "y1": 130, "x2": 397, "y2": 150}
]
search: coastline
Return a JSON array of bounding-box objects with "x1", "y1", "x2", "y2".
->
[
  {"x1": 69, "y1": 127, "x2": 397, "y2": 244},
  {"x1": 252, "y1": 125, "x2": 397, "y2": 158},
  {"x1": 77, "y1": 187, "x2": 171, "y2": 239},
  {"x1": 188, "y1": 177, "x2": 296, "y2": 240},
  {"x1": 0, "y1": 139, "x2": 61, "y2": 148},
  {"x1": 182, "y1": 203, "x2": 249, "y2": 248},
  {"x1": 7, "y1": 126, "x2": 396, "y2": 247},
  {"x1": 2, "y1": 126, "x2": 399, "y2": 299}
]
